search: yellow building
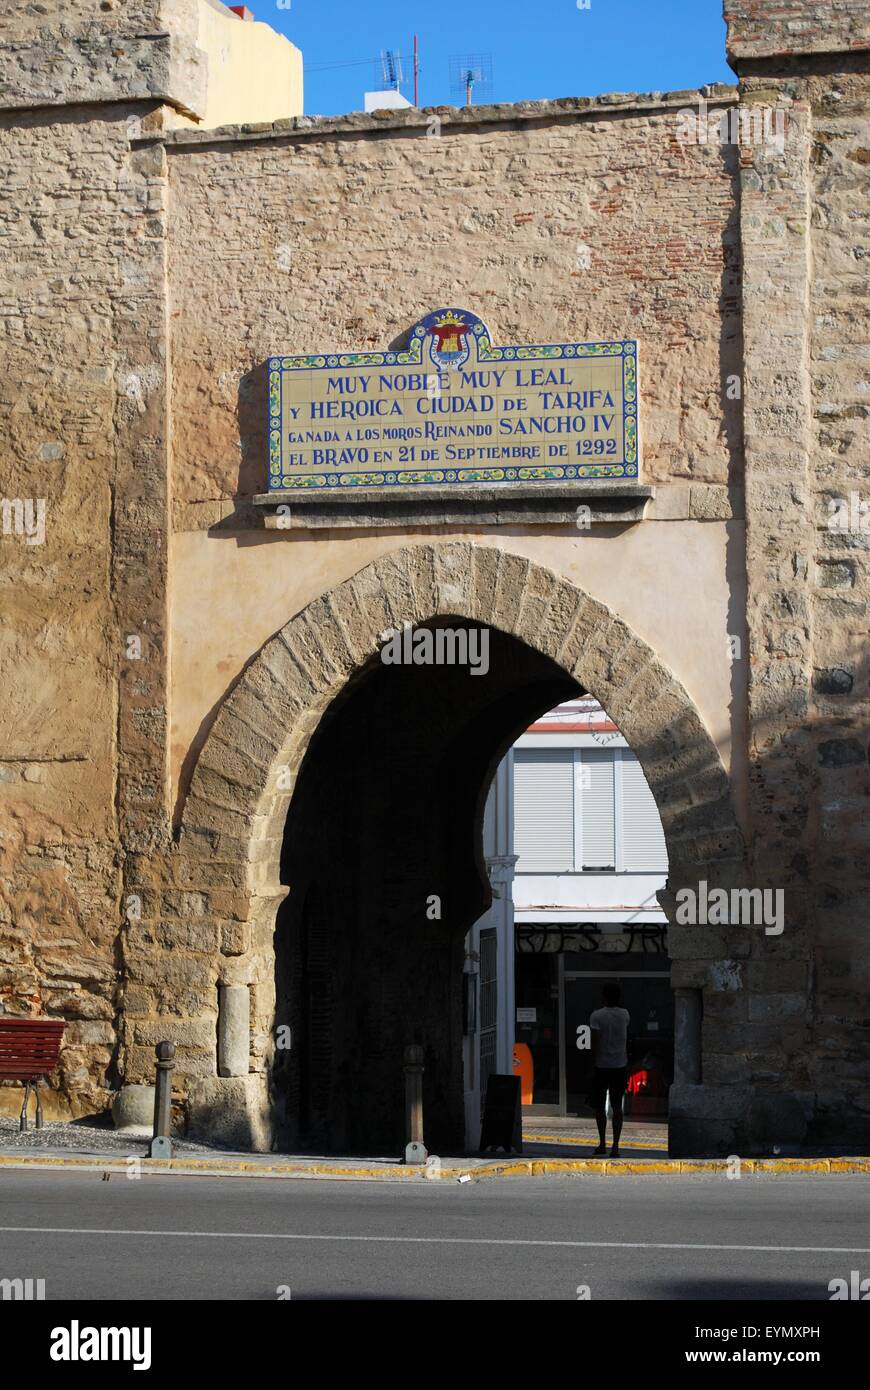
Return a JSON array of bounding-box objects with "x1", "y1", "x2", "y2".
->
[{"x1": 169, "y1": 0, "x2": 303, "y2": 130}]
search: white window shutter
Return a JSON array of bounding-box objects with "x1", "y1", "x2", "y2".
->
[
  {"x1": 621, "y1": 752, "x2": 668, "y2": 871},
  {"x1": 513, "y1": 750, "x2": 574, "y2": 871},
  {"x1": 581, "y1": 748, "x2": 616, "y2": 868}
]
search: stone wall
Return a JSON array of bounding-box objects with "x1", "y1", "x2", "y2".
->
[
  {"x1": 712, "y1": 26, "x2": 870, "y2": 1141},
  {"x1": 724, "y1": 0, "x2": 870, "y2": 62},
  {"x1": 165, "y1": 90, "x2": 743, "y2": 507},
  {"x1": 0, "y1": 99, "x2": 162, "y2": 1115},
  {"x1": 0, "y1": 1, "x2": 207, "y2": 119},
  {"x1": 0, "y1": 0, "x2": 304, "y2": 1123},
  {"x1": 0, "y1": 0, "x2": 303, "y2": 128},
  {"x1": 0, "y1": 0, "x2": 179, "y2": 1118},
  {"x1": 1, "y1": 1, "x2": 165, "y2": 39}
]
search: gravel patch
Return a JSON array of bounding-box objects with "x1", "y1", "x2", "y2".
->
[{"x1": 0, "y1": 1115, "x2": 227, "y2": 1158}]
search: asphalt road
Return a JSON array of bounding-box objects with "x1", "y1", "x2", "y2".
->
[{"x1": 1, "y1": 1170, "x2": 869, "y2": 1301}]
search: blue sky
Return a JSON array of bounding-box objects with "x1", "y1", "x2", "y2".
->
[{"x1": 257, "y1": 0, "x2": 733, "y2": 116}]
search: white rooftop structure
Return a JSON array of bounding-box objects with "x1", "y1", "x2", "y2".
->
[{"x1": 363, "y1": 89, "x2": 414, "y2": 112}]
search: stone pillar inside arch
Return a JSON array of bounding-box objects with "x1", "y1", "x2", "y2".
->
[
  {"x1": 217, "y1": 985, "x2": 249, "y2": 1077},
  {"x1": 661, "y1": 860, "x2": 754, "y2": 1157},
  {"x1": 184, "y1": 884, "x2": 287, "y2": 1153}
]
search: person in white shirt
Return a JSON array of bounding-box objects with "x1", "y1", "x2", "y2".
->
[{"x1": 589, "y1": 983, "x2": 631, "y2": 1156}]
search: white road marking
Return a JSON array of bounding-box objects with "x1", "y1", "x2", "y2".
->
[{"x1": 0, "y1": 1226, "x2": 869, "y2": 1254}]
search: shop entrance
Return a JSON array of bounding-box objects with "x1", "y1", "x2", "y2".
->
[
  {"x1": 563, "y1": 964, "x2": 673, "y2": 1118},
  {"x1": 515, "y1": 950, "x2": 674, "y2": 1119}
]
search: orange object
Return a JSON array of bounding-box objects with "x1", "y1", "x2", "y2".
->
[{"x1": 513, "y1": 1042, "x2": 534, "y2": 1105}]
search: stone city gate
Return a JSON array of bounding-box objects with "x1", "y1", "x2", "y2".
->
[
  {"x1": 120, "y1": 542, "x2": 745, "y2": 1154},
  {"x1": 2, "y1": 0, "x2": 867, "y2": 1162}
]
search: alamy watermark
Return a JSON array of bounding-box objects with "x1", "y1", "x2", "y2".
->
[
  {"x1": 50, "y1": 1323, "x2": 151, "y2": 1370},
  {"x1": 827, "y1": 492, "x2": 870, "y2": 533},
  {"x1": 675, "y1": 880, "x2": 784, "y2": 936},
  {"x1": 829, "y1": 1270, "x2": 870, "y2": 1300},
  {"x1": 378, "y1": 621, "x2": 490, "y2": 676},
  {"x1": 676, "y1": 99, "x2": 786, "y2": 154},
  {"x1": 1, "y1": 1276, "x2": 45, "y2": 1300},
  {"x1": 1, "y1": 497, "x2": 46, "y2": 545}
]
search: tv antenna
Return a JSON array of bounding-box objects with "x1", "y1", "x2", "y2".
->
[
  {"x1": 380, "y1": 49, "x2": 404, "y2": 92},
  {"x1": 449, "y1": 54, "x2": 493, "y2": 106},
  {"x1": 310, "y1": 41, "x2": 421, "y2": 106}
]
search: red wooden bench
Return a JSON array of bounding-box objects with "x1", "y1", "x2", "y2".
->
[{"x1": 0, "y1": 1018, "x2": 65, "y2": 1131}]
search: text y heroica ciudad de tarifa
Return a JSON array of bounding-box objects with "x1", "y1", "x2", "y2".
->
[{"x1": 268, "y1": 309, "x2": 638, "y2": 490}]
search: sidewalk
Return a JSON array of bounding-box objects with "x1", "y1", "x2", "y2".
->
[
  {"x1": 524, "y1": 1116, "x2": 669, "y2": 1158},
  {"x1": 1, "y1": 1115, "x2": 867, "y2": 1181}
]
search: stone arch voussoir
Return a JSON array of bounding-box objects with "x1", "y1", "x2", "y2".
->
[{"x1": 183, "y1": 538, "x2": 743, "y2": 889}]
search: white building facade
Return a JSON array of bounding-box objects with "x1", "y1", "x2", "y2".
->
[
  {"x1": 465, "y1": 698, "x2": 671, "y2": 1142},
  {"x1": 462, "y1": 756, "x2": 516, "y2": 1151}
]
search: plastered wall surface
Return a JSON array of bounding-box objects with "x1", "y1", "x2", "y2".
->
[{"x1": 168, "y1": 522, "x2": 745, "y2": 809}]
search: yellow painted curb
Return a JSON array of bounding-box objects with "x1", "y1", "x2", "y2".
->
[
  {"x1": 0, "y1": 1155, "x2": 109, "y2": 1170},
  {"x1": 529, "y1": 1159, "x2": 604, "y2": 1176},
  {"x1": 148, "y1": 1158, "x2": 421, "y2": 1180},
  {"x1": 0, "y1": 1152, "x2": 868, "y2": 1180},
  {"x1": 608, "y1": 1160, "x2": 674, "y2": 1174},
  {"x1": 0, "y1": 1154, "x2": 419, "y2": 1180},
  {"x1": 752, "y1": 1159, "x2": 832, "y2": 1175}
]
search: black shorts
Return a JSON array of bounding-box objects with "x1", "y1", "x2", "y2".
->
[{"x1": 590, "y1": 1067, "x2": 628, "y2": 1107}]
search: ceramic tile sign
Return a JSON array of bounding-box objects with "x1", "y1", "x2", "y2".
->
[{"x1": 268, "y1": 309, "x2": 638, "y2": 493}]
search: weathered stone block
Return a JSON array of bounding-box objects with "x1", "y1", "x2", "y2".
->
[
  {"x1": 187, "y1": 1074, "x2": 272, "y2": 1151},
  {"x1": 818, "y1": 737, "x2": 864, "y2": 766},
  {"x1": 669, "y1": 1082, "x2": 753, "y2": 1121},
  {"x1": 220, "y1": 922, "x2": 251, "y2": 957},
  {"x1": 130, "y1": 1018, "x2": 216, "y2": 1050},
  {"x1": 63, "y1": 1020, "x2": 116, "y2": 1046},
  {"x1": 217, "y1": 984, "x2": 250, "y2": 1077},
  {"x1": 490, "y1": 553, "x2": 530, "y2": 632},
  {"x1": 745, "y1": 1094, "x2": 810, "y2": 1151}
]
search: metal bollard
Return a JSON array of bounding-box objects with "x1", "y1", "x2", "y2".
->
[
  {"x1": 149, "y1": 1040, "x2": 176, "y2": 1159},
  {"x1": 403, "y1": 1044, "x2": 427, "y2": 1164}
]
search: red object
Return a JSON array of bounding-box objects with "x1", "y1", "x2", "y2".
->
[
  {"x1": 627, "y1": 1067, "x2": 668, "y2": 1117},
  {"x1": 526, "y1": 721, "x2": 618, "y2": 733},
  {"x1": 0, "y1": 1017, "x2": 65, "y2": 1080},
  {"x1": 228, "y1": 6, "x2": 253, "y2": 19},
  {"x1": 428, "y1": 318, "x2": 473, "y2": 355},
  {"x1": 626, "y1": 1067, "x2": 667, "y2": 1097}
]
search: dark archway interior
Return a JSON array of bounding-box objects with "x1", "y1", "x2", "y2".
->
[{"x1": 271, "y1": 619, "x2": 580, "y2": 1155}]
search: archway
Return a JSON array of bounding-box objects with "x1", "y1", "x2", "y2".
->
[
  {"x1": 178, "y1": 542, "x2": 744, "y2": 1152},
  {"x1": 271, "y1": 619, "x2": 578, "y2": 1154}
]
